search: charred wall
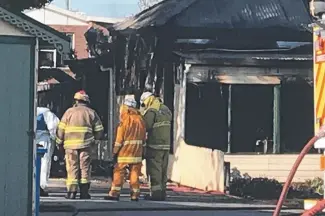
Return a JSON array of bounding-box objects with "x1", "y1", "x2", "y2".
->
[
  {"x1": 231, "y1": 85, "x2": 273, "y2": 153},
  {"x1": 184, "y1": 82, "x2": 228, "y2": 150},
  {"x1": 281, "y1": 82, "x2": 314, "y2": 153},
  {"x1": 183, "y1": 81, "x2": 314, "y2": 154},
  {"x1": 38, "y1": 83, "x2": 81, "y2": 118}
]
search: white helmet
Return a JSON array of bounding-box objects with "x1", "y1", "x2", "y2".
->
[
  {"x1": 140, "y1": 91, "x2": 153, "y2": 104},
  {"x1": 124, "y1": 95, "x2": 137, "y2": 108}
]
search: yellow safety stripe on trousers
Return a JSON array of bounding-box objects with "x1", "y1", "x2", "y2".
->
[
  {"x1": 64, "y1": 137, "x2": 95, "y2": 146},
  {"x1": 118, "y1": 157, "x2": 143, "y2": 163},
  {"x1": 66, "y1": 179, "x2": 78, "y2": 186},
  {"x1": 111, "y1": 186, "x2": 121, "y2": 191},
  {"x1": 80, "y1": 178, "x2": 90, "y2": 184},
  {"x1": 56, "y1": 137, "x2": 63, "y2": 144},
  {"x1": 58, "y1": 122, "x2": 66, "y2": 130},
  {"x1": 94, "y1": 124, "x2": 104, "y2": 132},
  {"x1": 124, "y1": 140, "x2": 143, "y2": 145},
  {"x1": 153, "y1": 121, "x2": 171, "y2": 128},
  {"x1": 151, "y1": 185, "x2": 162, "y2": 191},
  {"x1": 64, "y1": 126, "x2": 93, "y2": 133}
]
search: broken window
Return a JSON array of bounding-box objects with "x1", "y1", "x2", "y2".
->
[{"x1": 184, "y1": 82, "x2": 228, "y2": 151}]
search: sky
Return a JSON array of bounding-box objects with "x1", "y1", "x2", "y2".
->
[{"x1": 52, "y1": 0, "x2": 140, "y2": 18}]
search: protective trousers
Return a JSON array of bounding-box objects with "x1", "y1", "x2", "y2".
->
[
  {"x1": 109, "y1": 163, "x2": 142, "y2": 199},
  {"x1": 65, "y1": 147, "x2": 91, "y2": 192},
  {"x1": 146, "y1": 148, "x2": 169, "y2": 199},
  {"x1": 39, "y1": 139, "x2": 55, "y2": 189}
]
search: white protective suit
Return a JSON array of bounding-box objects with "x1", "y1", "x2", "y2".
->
[{"x1": 36, "y1": 107, "x2": 59, "y2": 189}]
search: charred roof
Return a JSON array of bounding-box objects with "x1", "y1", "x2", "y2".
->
[
  {"x1": 114, "y1": 0, "x2": 312, "y2": 32},
  {"x1": 114, "y1": 0, "x2": 312, "y2": 41}
]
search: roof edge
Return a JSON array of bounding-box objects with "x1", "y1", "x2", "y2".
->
[{"x1": 0, "y1": 6, "x2": 71, "y2": 59}]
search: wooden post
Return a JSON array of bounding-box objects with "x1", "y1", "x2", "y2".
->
[
  {"x1": 273, "y1": 85, "x2": 281, "y2": 154},
  {"x1": 227, "y1": 85, "x2": 232, "y2": 153},
  {"x1": 164, "y1": 63, "x2": 175, "y2": 153},
  {"x1": 107, "y1": 68, "x2": 114, "y2": 160},
  {"x1": 181, "y1": 64, "x2": 191, "y2": 138}
]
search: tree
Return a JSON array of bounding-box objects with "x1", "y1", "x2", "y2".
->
[
  {"x1": 0, "y1": 0, "x2": 52, "y2": 12},
  {"x1": 138, "y1": 0, "x2": 161, "y2": 11}
]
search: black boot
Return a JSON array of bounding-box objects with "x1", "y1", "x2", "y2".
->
[
  {"x1": 40, "y1": 187, "x2": 49, "y2": 197},
  {"x1": 144, "y1": 192, "x2": 165, "y2": 201},
  {"x1": 104, "y1": 195, "x2": 119, "y2": 201},
  {"x1": 131, "y1": 197, "x2": 139, "y2": 202},
  {"x1": 79, "y1": 183, "x2": 91, "y2": 199},
  {"x1": 65, "y1": 192, "x2": 77, "y2": 199}
]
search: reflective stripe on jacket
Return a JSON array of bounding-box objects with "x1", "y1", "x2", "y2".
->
[
  {"x1": 143, "y1": 103, "x2": 172, "y2": 150},
  {"x1": 114, "y1": 105, "x2": 146, "y2": 164},
  {"x1": 56, "y1": 104, "x2": 104, "y2": 150}
]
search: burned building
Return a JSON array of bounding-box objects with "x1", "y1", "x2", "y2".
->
[
  {"x1": 111, "y1": 0, "x2": 313, "y2": 153},
  {"x1": 81, "y1": 0, "x2": 317, "y2": 185}
]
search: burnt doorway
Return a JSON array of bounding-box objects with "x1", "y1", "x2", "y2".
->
[
  {"x1": 231, "y1": 85, "x2": 274, "y2": 153},
  {"x1": 185, "y1": 82, "x2": 228, "y2": 151}
]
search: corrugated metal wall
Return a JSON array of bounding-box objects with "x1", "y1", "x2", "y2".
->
[{"x1": 0, "y1": 36, "x2": 35, "y2": 216}]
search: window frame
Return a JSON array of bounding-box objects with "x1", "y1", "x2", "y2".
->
[
  {"x1": 39, "y1": 49, "x2": 57, "y2": 68},
  {"x1": 65, "y1": 33, "x2": 75, "y2": 50}
]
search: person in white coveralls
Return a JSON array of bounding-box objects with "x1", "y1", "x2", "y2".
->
[{"x1": 36, "y1": 107, "x2": 60, "y2": 196}]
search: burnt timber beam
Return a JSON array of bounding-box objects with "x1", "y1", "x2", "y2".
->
[
  {"x1": 181, "y1": 64, "x2": 191, "y2": 138},
  {"x1": 187, "y1": 66, "x2": 312, "y2": 83},
  {"x1": 107, "y1": 68, "x2": 115, "y2": 160},
  {"x1": 181, "y1": 58, "x2": 311, "y2": 68},
  {"x1": 227, "y1": 84, "x2": 232, "y2": 153}
]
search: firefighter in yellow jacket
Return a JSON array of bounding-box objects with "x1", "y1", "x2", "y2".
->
[
  {"x1": 56, "y1": 90, "x2": 104, "y2": 199},
  {"x1": 104, "y1": 95, "x2": 146, "y2": 201}
]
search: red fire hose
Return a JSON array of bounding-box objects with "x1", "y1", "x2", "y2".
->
[
  {"x1": 301, "y1": 199, "x2": 325, "y2": 216},
  {"x1": 273, "y1": 136, "x2": 318, "y2": 216}
]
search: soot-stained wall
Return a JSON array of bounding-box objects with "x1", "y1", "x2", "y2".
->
[{"x1": 184, "y1": 82, "x2": 313, "y2": 153}]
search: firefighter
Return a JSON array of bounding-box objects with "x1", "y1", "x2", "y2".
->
[
  {"x1": 56, "y1": 90, "x2": 104, "y2": 199},
  {"x1": 140, "y1": 91, "x2": 172, "y2": 201},
  {"x1": 104, "y1": 95, "x2": 146, "y2": 201}
]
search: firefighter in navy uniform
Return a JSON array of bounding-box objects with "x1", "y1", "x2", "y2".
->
[
  {"x1": 140, "y1": 92, "x2": 172, "y2": 201},
  {"x1": 56, "y1": 90, "x2": 104, "y2": 199}
]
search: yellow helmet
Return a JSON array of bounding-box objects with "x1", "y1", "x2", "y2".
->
[
  {"x1": 74, "y1": 90, "x2": 90, "y2": 103},
  {"x1": 140, "y1": 91, "x2": 153, "y2": 105}
]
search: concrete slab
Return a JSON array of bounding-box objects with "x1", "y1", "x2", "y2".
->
[
  {"x1": 42, "y1": 179, "x2": 302, "y2": 215},
  {"x1": 40, "y1": 209, "x2": 305, "y2": 216},
  {"x1": 40, "y1": 210, "x2": 273, "y2": 216}
]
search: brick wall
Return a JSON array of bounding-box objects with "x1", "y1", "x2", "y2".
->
[{"x1": 50, "y1": 25, "x2": 89, "y2": 59}]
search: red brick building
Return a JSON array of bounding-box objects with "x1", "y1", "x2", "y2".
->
[
  {"x1": 50, "y1": 25, "x2": 89, "y2": 59},
  {"x1": 25, "y1": 4, "x2": 123, "y2": 60}
]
